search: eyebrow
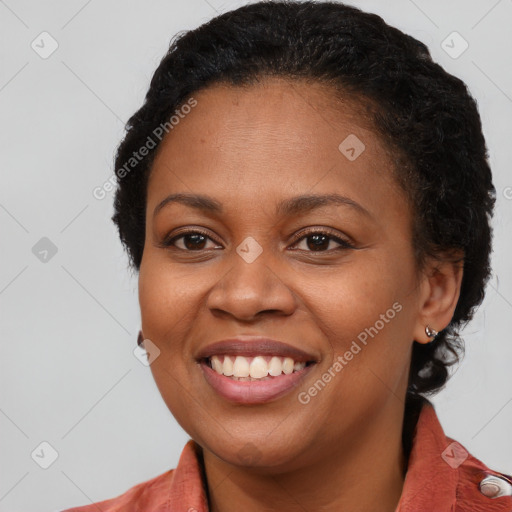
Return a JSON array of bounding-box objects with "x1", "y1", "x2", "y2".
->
[{"x1": 153, "y1": 192, "x2": 372, "y2": 219}]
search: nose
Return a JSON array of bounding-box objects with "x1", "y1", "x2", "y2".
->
[{"x1": 206, "y1": 241, "x2": 297, "y2": 322}]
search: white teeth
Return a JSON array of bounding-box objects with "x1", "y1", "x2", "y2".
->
[
  {"x1": 211, "y1": 355, "x2": 223, "y2": 374},
  {"x1": 294, "y1": 361, "x2": 306, "y2": 371},
  {"x1": 282, "y1": 357, "x2": 294, "y2": 375},
  {"x1": 249, "y1": 356, "x2": 268, "y2": 378},
  {"x1": 209, "y1": 355, "x2": 308, "y2": 379},
  {"x1": 268, "y1": 356, "x2": 283, "y2": 376},
  {"x1": 233, "y1": 356, "x2": 250, "y2": 377},
  {"x1": 222, "y1": 355, "x2": 234, "y2": 376}
]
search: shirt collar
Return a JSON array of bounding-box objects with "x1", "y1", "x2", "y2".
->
[{"x1": 395, "y1": 401, "x2": 458, "y2": 511}]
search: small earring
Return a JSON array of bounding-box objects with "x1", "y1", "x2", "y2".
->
[
  {"x1": 137, "y1": 330, "x2": 144, "y2": 347},
  {"x1": 425, "y1": 325, "x2": 438, "y2": 340}
]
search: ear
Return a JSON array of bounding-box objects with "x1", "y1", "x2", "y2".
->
[{"x1": 413, "y1": 254, "x2": 464, "y2": 344}]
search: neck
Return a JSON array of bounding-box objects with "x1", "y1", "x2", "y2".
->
[{"x1": 201, "y1": 400, "x2": 408, "y2": 512}]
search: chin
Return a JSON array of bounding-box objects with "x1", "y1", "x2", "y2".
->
[{"x1": 201, "y1": 433, "x2": 311, "y2": 472}]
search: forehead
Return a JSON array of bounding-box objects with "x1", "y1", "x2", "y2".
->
[
  {"x1": 151, "y1": 77, "x2": 378, "y2": 161},
  {"x1": 146, "y1": 77, "x2": 405, "y2": 221}
]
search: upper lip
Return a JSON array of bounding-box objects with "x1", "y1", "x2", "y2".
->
[{"x1": 195, "y1": 335, "x2": 319, "y2": 363}]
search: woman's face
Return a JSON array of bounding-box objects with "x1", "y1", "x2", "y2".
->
[{"x1": 139, "y1": 78, "x2": 433, "y2": 470}]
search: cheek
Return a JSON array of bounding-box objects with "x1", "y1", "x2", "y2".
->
[
  {"x1": 302, "y1": 253, "x2": 414, "y2": 385},
  {"x1": 139, "y1": 258, "x2": 203, "y2": 334},
  {"x1": 138, "y1": 260, "x2": 206, "y2": 432},
  {"x1": 303, "y1": 257, "x2": 405, "y2": 334}
]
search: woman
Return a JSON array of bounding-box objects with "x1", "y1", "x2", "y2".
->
[{"x1": 63, "y1": 1, "x2": 512, "y2": 510}]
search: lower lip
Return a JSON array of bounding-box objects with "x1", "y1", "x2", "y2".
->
[{"x1": 199, "y1": 360, "x2": 316, "y2": 404}]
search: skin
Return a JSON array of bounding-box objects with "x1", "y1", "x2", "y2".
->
[{"x1": 138, "y1": 77, "x2": 463, "y2": 512}]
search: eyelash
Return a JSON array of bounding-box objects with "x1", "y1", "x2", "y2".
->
[{"x1": 161, "y1": 227, "x2": 355, "y2": 253}]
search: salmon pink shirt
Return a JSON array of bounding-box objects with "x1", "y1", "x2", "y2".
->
[{"x1": 62, "y1": 402, "x2": 512, "y2": 511}]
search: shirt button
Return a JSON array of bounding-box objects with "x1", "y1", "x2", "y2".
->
[{"x1": 479, "y1": 475, "x2": 512, "y2": 498}]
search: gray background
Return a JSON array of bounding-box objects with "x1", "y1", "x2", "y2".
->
[{"x1": 1, "y1": 0, "x2": 511, "y2": 510}]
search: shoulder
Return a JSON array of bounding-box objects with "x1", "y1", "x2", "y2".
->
[
  {"x1": 60, "y1": 468, "x2": 175, "y2": 512},
  {"x1": 60, "y1": 439, "x2": 207, "y2": 512},
  {"x1": 399, "y1": 400, "x2": 512, "y2": 511},
  {"x1": 450, "y1": 437, "x2": 512, "y2": 511}
]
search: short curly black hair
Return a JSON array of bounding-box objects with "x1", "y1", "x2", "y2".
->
[{"x1": 110, "y1": 0, "x2": 495, "y2": 439}]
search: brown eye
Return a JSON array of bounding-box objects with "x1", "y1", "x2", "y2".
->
[
  {"x1": 162, "y1": 230, "x2": 222, "y2": 251},
  {"x1": 291, "y1": 229, "x2": 355, "y2": 252}
]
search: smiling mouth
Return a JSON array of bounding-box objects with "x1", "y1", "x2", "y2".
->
[{"x1": 202, "y1": 354, "x2": 316, "y2": 381}]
